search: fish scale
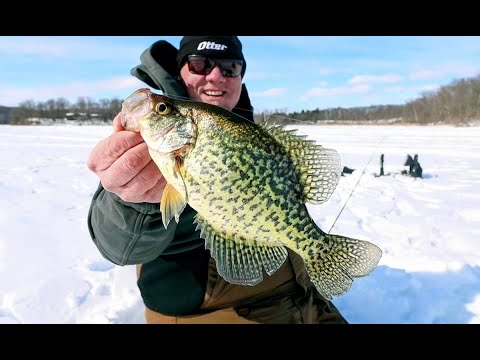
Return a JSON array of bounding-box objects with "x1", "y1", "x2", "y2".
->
[
  {"x1": 121, "y1": 88, "x2": 383, "y2": 300},
  {"x1": 186, "y1": 125, "x2": 304, "y2": 244}
]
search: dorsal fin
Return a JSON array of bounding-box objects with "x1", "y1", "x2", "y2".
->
[{"x1": 261, "y1": 122, "x2": 342, "y2": 204}]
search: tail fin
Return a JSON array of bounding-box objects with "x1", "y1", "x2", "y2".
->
[{"x1": 304, "y1": 234, "x2": 382, "y2": 300}]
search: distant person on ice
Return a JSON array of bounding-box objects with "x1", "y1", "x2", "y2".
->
[{"x1": 403, "y1": 154, "x2": 423, "y2": 178}]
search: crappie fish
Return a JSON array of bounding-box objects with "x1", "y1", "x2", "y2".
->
[{"x1": 121, "y1": 88, "x2": 382, "y2": 300}]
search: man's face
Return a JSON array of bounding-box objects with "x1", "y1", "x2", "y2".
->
[{"x1": 180, "y1": 58, "x2": 242, "y2": 112}]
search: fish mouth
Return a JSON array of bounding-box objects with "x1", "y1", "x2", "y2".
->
[{"x1": 121, "y1": 89, "x2": 152, "y2": 131}]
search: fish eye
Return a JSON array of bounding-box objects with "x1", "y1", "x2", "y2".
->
[{"x1": 155, "y1": 102, "x2": 171, "y2": 115}]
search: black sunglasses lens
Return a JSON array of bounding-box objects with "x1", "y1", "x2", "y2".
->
[
  {"x1": 188, "y1": 56, "x2": 210, "y2": 75},
  {"x1": 187, "y1": 56, "x2": 243, "y2": 77},
  {"x1": 218, "y1": 60, "x2": 243, "y2": 77}
]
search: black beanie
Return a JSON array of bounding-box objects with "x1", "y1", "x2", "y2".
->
[{"x1": 176, "y1": 36, "x2": 247, "y2": 78}]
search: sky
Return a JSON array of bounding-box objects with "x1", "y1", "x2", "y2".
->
[
  {"x1": 1, "y1": 36, "x2": 480, "y2": 113},
  {"x1": 0, "y1": 122, "x2": 479, "y2": 324}
]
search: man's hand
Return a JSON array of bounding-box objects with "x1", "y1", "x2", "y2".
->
[{"x1": 87, "y1": 113, "x2": 167, "y2": 203}]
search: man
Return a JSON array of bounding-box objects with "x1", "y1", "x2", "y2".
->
[{"x1": 87, "y1": 36, "x2": 348, "y2": 324}]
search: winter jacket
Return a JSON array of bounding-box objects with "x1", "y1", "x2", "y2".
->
[{"x1": 87, "y1": 40, "x2": 254, "y2": 314}]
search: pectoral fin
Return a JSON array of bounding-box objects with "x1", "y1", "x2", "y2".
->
[{"x1": 160, "y1": 183, "x2": 187, "y2": 229}]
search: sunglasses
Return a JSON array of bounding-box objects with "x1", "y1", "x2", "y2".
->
[{"x1": 187, "y1": 55, "x2": 243, "y2": 78}]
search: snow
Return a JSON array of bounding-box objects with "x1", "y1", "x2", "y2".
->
[{"x1": 0, "y1": 124, "x2": 479, "y2": 324}]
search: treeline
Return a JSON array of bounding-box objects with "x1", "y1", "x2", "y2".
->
[
  {"x1": 254, "y1": 105, "x2": 405, "y2": 124},
  {"x1": 254, "y1": 74, "x2": 480, "y2": 125},
  {"x1": 405, "y1": 75, "x2": 480, "y2": 124},
  {"x1": 8, "y1": 97, "x2": 123, "y2": 125},
  {"x1": 4, "y1": 74, "x2": 480, "y2": 125},
  {"x1": 0, "y1": 106, "x2": 11, "y2": 124}
]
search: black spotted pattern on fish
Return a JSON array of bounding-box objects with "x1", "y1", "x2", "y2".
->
[
  {"x1": 121, "y1": 90, "x2": 382, "y2": 300},
  {"x1": 183, "y1": 117, "x2": 321, "y2": 248}
]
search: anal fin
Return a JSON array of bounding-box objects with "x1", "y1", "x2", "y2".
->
[{"x1": 194, "y1": 214, "x2": 288, "y2": 286}]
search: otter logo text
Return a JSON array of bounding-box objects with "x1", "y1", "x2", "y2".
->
[{"x1": 197, "y1": 42, "x2": 228, "y2": 51}]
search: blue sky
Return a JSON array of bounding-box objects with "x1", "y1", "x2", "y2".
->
[{"x1": 1, "y1": 36, "x2": 479, "y2": 113}]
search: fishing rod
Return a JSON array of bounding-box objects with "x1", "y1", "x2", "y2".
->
[
  {"x1": 327, "y1": 136, "x2": 386, "y2": 234},
  {"x1": 226, "y1": 106, "x2": 391, "y2": 234}
]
